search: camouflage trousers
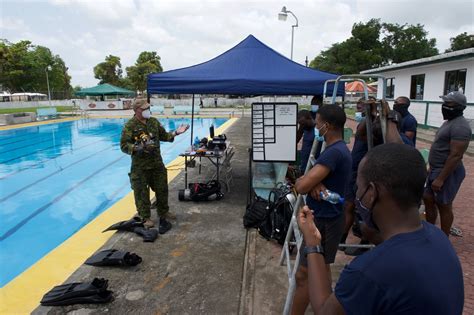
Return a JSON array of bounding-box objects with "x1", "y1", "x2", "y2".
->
[{"x1": 129, "y1": 163, "x2": 169, "y2": 219}]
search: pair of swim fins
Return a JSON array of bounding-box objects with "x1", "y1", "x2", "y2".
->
[
  {"x1": 40, "y1": 278, "x2": 113, "y2": 306},
  {"x1": 84, "y1": 249, "x2": 142, "y2": 267},
  {"x1": 102, "y1": 217, "x2": 158, "y2": 242},
  {"x1": 102, "y1": 217, "x2": 144, "y2": 232}
]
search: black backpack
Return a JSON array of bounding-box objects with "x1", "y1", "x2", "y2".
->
[
  {"x1": 267, "y1": 187, "x2": 294, "y2": 245},
  {"x1": 243, "y1": 195, "x2": 270, "y2": 229}
]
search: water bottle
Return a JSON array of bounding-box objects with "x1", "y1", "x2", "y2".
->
[
  {"x1": 194, "y1": 136, "x2": 200, "y2": 149},
  {"x1": 320, "y1": 189, "x2": 344, "y2": 204},
  {"x1": 210, "y1": 124, "x2": 215, "y2": 138}
]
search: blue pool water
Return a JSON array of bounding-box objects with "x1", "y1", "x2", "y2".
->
[{"x1": 0, "y1": 117, "x2": 227, "y2": 287}]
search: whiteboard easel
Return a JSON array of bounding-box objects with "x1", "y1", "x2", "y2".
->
[{"x1": 251, "y1": 102, "x2": 297, "y2": 162}]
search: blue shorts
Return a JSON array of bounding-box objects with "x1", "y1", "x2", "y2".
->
[
  {"x1": 425, "y1": 164, "x2": 465, "y2": 205},
  {"x1": 299, "y1": 214, "x2": 345, "y2": 266}
]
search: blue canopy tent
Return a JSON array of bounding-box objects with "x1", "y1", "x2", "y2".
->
[
  {"x1": 147, "y1": 34, "x2": 344, "y2": 145},
  {"x1": 147, "y1": 34, "x2": 342, "y2": 95}
]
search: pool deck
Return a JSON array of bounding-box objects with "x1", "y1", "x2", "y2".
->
[{"x1": 1, "y1": 113, "x2": 472, "y2": 314}]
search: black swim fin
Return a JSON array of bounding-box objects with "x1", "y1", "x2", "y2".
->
[
  {"x1": 133, "y1": 227, "x2": 159, "y2": 242},
  {"x1": 102, "y1": 217, "x2": 144, "y2": 232},
  {"x1": 40, "y1": 278, "x2": 113, "y2": 306},
  {"x1": 84, "y1": 249, "x2": 142, "y2": 267}
]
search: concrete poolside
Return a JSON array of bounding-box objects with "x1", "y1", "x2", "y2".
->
[{"x1": 2, "y1": 111, "x2": 471, "y2": 314}]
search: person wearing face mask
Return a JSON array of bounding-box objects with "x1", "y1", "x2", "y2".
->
[
  {"x1": 120, "y1": 98, "x2": 189, "y2": 232},
  {"x1": 310, "y1": 95, "x2": 323, "y2": 120},
  {"x1": 298, "y1": 143, "x2": 464, "y2": 315},
  {"x1": 291, "y1": 105, "x2": 352, "y2": 314},
  {"x1": 393, "y1": 96, "x2": 418, "y2": 145},
  {"x1": 423, "y1": 91, "x2": 472, "y2": 236},
  {"x1": 296, "y1": 110, "x2": 316, "y2": 173}
]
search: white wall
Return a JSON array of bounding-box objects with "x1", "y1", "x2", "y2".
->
[{"x1": 376, "y1": 57, "x2": 474, "y2": 102}]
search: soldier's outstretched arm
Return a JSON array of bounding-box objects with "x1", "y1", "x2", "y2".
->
[{"x1": 157, "y1": 121, "x2": 176, "y2": 142}]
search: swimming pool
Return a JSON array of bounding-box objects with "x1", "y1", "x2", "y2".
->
[{"x1": 0, "y1": 117, "x2": 227, "y2": 287}]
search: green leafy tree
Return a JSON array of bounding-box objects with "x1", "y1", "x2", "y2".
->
[
  {"x1": 126, "y1": 51, "x2": 163, "y2": 92},
  {"x1": 93, "y1": 55, "x2": 123, "y2": 86},
  {"x1": 310, "y1": 19, "x2": 438, "y2": 74},
  {"x1": 0, "y1": 39, "x2": 72, "y2": 98},
  {"x1": 445, "y1": 32, "x2": 474, "y2": 52},
  {"x1": 382, "y1": 23, "x2": 438, "y2": 63}
]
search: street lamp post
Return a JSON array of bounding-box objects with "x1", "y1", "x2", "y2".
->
[
  {"x1": 278, "y1": 6, "x2": 298, "y2": 60},
  {"x1": 45, "y1": 65, "x2": 52, "y2": 107}
]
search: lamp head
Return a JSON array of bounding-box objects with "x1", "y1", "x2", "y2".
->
[
  {"x1": 46, "y1": 65, "x2": 52, "y2": 71},
  {"x1": 278, "y1": 6, "x2": 288, "y2": 21}
]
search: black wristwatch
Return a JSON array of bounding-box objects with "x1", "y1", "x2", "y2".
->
[
  {"x1": 386, "y1": 110, "x2": 400, "y2": 125},
  {"x1": 303, "y1": 245, "x2": 324, "y2": 257}
]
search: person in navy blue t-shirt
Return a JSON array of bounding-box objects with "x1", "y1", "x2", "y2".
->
[
  {"x1": 296, "y1": 110, "x2": 315, "y2": 173},
  {"x1": 298, "y1": 143, "x2": 464, "y2": 315},
  {"x1": 393, "y1": 96, "x2": 418, "y2": 145},
  {"x1": 292, "y1": 105, "x2": 352, "y2": 314}
]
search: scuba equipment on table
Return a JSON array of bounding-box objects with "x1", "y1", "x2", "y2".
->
[
  {"x1": 178, "y1": 180, "x2": 224, "y2": 201},
  {"x1": 40, "y1": 278, "x2": 113, "y2": 306},
  {"x1": 84, "y1": 249, "x2": 142, "y2": 267},
  {"x1": 208, "y1": 134, "x2": 227, "y2": 151}
]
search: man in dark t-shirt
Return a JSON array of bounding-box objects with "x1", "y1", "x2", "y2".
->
[
  {"x1": 424, "y1": 91, "x2": 472, "y2": 236},
  {"x1": 298, "y1": 143, "x2": 464, "y2": 314},
  {"x1": 393, "y1": 96, "x2": 418, "y2": 145},
  {"x1": 296, "y1": 110, "x2": 315, "y2": 173},
  {"x1": 292, "y1": 105, "x2": 352, "y2": 314}
]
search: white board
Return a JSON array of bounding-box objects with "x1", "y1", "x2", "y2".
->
[{"x1": 251, "y1": 103, "x2": 297, "y2": 162}]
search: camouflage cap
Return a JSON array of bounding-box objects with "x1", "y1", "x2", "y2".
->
[{"x1": 133, "y1": 98, "x2": 149, "y2": 110}]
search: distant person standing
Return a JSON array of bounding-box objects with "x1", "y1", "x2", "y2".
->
[
  {"x1": 424, "y1": 91, "x2": 472, "y2": 236},
  {"x1": 214, "y1": 97, "x2": 218, "y2": 108},
  {"x1": 296, "y1": 110, "x2": 315, "y2": 173},
  {"x1": 393, "y1": 96, "x2": 418, "y2": 145},
  {"x1": 310, "y1": 95, "x2": 323, "y2": 120}
]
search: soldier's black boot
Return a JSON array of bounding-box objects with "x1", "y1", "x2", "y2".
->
[{"x1": 159, "y1": 218, "x2": 172, "y2": 234}]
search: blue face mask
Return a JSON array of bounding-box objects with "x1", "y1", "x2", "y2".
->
[
  {"x1": 314, "y1": 126, "x2": 325, "y2": 142},
  {"x1": 311, "y1": 105, "x2": 319, "y2": 113},
  {"x1": 355, "y1": 112, "x2": 364, "y2": 123},
  {"x1": 355, "y1": 185, "x2": 379, "y2": 230}
]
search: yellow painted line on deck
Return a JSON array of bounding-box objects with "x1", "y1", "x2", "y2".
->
[
  {"x1": 0, "y1": 117, "x2": 80, "y2": 131},
  {"x1": 0, "y1": 117, "x2": 238, "y2": 315}
]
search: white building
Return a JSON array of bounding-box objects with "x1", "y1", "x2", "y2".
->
[{"x1": 361, "y1": 48, "x2": 474, "y2": 127}]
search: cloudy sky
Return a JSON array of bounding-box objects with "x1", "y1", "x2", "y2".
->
[{"x1": 1, "y1": 0, "x2": 473, "y2": 87}]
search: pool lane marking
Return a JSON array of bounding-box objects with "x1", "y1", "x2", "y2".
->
[
  {"x1": 0, "y1": 117, "x2": 80, "y2": 131},
  {"x1": 0, "y1": 145, "x2": 115, "y2": 203},
  {"x1": 0, "y1": 154, "x2": 126, "y2": 241},
  {"x1": 0, "y1": 121, "x2": 78, "y2": 145},
  {"x1": 0, "y1": 122, "x2": 120, "y2": 152},
  {"x1": 0, "y1": 128, "x2": 122, "y2": 179},
  {"x1": 0, "y1": 117, "x2": 238, "y2": 315}
]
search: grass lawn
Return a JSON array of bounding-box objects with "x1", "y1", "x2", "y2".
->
[{"x1": 0, "y1": 106, "x2": 73, "y2": 114}]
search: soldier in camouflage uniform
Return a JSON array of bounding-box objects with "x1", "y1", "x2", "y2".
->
[{"x1": 121, "y1": 99, "x2": 189, "y2": 232}]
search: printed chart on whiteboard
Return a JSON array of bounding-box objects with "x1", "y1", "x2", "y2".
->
[{"x1": 252, "y1": 102, "x2": 298, "y2": 162}]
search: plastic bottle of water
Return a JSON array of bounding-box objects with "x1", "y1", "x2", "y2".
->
[
  {"x1": 210, "y1": 124, "x2": 215, "y2": 138},
  {"x1": 320, "y1": 190, "x2": 344, "y2": 204},
  {"x1": 194, "y1": 136, "x2": 200, "y2": 149}
]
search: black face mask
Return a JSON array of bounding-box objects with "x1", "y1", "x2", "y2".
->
[
  {"x1": 442, "y1": 104, "x2": 464, "y2": 120},
  {"x1": 393, "y1": 103, "x2": 409, "y2": 117}
]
